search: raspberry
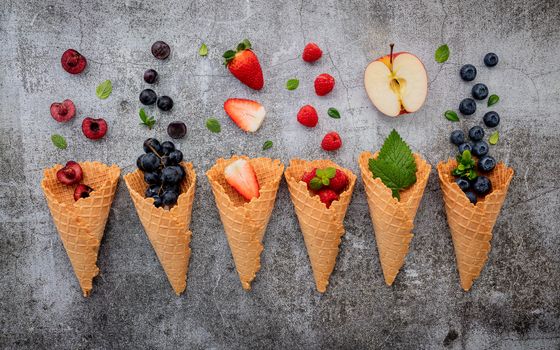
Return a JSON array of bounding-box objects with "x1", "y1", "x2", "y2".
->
[
  {"x1": 314, "y1": 73, "x2": 335, "y2": 96},
  {"x1": 302, "y1": 43, "x2": 322, "y2": 62},
  {"x1": 321, "y1": 131, "x2": 342, "y2": 151},
  {"x1": 297, "y1": 105, "x2": 319, "y2": 128},
  {"x1": 328, "y1": 169, "x2": 348, "y2": 193},
  {"x1": 318, "y1": 188, "x2": 339, "y2": 208},
  {"x1": 301, "y1": 168, "x2": 318, "y2": 190}
]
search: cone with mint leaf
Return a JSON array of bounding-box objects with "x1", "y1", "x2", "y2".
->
[
  {"x1": 358, "y1": 130, "x2": 431, "y2": 285},
  {"x1": 438, "y1": 150, "x2": 514, "y2": 291}
]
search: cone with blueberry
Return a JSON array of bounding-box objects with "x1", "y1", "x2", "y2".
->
[
  {"x1": 206, "y1": 156, "x2": 284, "y2": 290},
  {"x1": 358, "y1": 130, "x2": 431, "y2": 285},
  {"x1": 123, "y1": 138, "x2": 196, "y2": 295},
  {"x1": 41, "y1": 161, "x2": 120, "y2": 296},
  {"x1": 285, "y1": 159, "x2": 357, "y2": 292}
]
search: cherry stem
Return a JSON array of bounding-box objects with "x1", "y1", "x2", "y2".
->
[{"x1": 389, "y1": 43, "x2": 394, "y2": 66}]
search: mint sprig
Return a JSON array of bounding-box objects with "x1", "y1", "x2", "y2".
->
[
  {"x1": 309, "y1": 167, "x2": 336, "y2": 190},
  {"x1": 452, "y1": 150, "x2": 478, "y2": 180},
  {"x1": 139, "y1": 108, "x2": 156, "y2": 129}
]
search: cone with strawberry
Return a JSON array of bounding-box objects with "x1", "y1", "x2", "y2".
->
[
  {"x1": 285, "y1": 160, "x2": 357, "y2": 292},
  {"x1": 206, "y1": 156, "x2": 284, "y2": 290},
  {"x1": 223, "y1": 39, "x2": 264, "y2": 90}
]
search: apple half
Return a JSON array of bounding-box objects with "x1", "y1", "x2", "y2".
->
[{"x1": 364, "y1": 45, "x2": 428, "y2": 117}]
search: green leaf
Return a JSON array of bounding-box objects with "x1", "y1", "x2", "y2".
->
[
  {"x1": 286, "y1": 79, "x2": 299, "y2": 90},
  {"x1": 444, "y1": 110, "x2": 459, "y2": 122},
  {"x1": 51, "y1": 134, "x2": 67, "y2": 150},
  {"x1": 322, "y1": 177, "x2": 330, "y2": 186},
  {"x1": 488, "y1": 94, "x2": 499, "y2": 106},
  {"x1": 489, "y1": 131, "x2": 499, "y2": 145},
  {"x1": 377, "y1": 129, "x2": 417, "y2": 174},
  {"x1": 139, "y1": 108, "x2": 156, "y2": 129},
  {"x1": 315, "y1": 169, "x2": 326, "y2": 178},
  {"x1": 324, "y1": 167, "x2": 336, "y2": 179},
  {"x1": 199, "y1": 43, "x2": 208, "y2": 56},
  {"x1": 223, "y1": 50, "x2": 236, "y2": 59},
  {"x1": 96, "y1": 80, "x2": 112, "y2": 99},
  {"x1": 262, "y1": 140, "x2": 273, "y2": 150},
  {"x1": 206, "y1": 118, "x2": 221, "y2": 133},
  {"x1": 435, "y1": 44, "x2": 450, "y2": 63},
  {"x1": 328, "y1": 108, "x2": 341, "y2": 119},
  {"x1": 242, "y1": 39, "x2": 251, "y2": 50},
  {"x1": 309, "y1": 177, "x2": 323, "y2": 190}
]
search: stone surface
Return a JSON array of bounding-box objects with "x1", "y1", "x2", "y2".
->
[{"x1": 1, "y1": 0, "x2": 559, "y2": 348}]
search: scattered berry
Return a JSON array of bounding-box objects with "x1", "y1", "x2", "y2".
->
[
  {"x1": 301, "y1": 168, "x2": 318, "y2": 189},
  {"x1": 223, "y1": 40, "x2": 264, "y2": 90},
  {"x1": 321, "y1": 131, "x2": 342, "y2": 151},
  {"x1": 302, "y1": 43, "x2": 322, "y2": 62},
  {"x1": 157, "y1": 96, "x2": 174, "y2": 111},
  {"x1": 297, "y1": 105, "x2": 319, "y2": 128},
  {"x1": 468, "y1": 126, "x2": 485, "y2": 141},
  {"x1": 50, "y1": 99, "x2": 76, "y2": 122},
  {"x1": 314, "y1": 73, "x2": 335, "y2": 96},
  {"x1": 328, "y1": 169, "x2": 349, "y2": 193},
  {"x1": 458, "y1": 143, "x2": 473, "y2": 153},
  {"x1": 167, "y1": 121, "x2": 186, "y2": 139},
  {"x1": 484, "y1": 53, "x2": 499, "y2": 67},
  {"x1": 61, "y1": 49, "x2": 87, "y2": 74},
  {"x1": 224, "y1": 159, "x2": 260, "y2": 201},
  {"x1": 139, "y1": 89, "x2": 157, "y2": 105},
  {"x1": 459, "y1": 98, "x2": 476, "y2": 115},
  {"x1": 144, "y1": 69, "x2": 158, "y2": 84},
  {"x1": 478, "y1": 155, "x2": 496, "y2": 172},
  {"x1": 472, "y1": 141, "x2": 489, "y2": 157},
  {"x1": 483, "y1": 111, "x2": 500, "y2": 127},
  {"x1": 318, "y1": 188, "x2": 339, "y2": 208},
  {"x1": 455, "y1": 177, "x2": 471, "y2": 192},
  {"x1": 473, "y1": 176, "x2": 492, "y2": 196},
  {"x1": 465, "y1": 191, "x2": 478, "y2": 204},
  {"x1": 56, "y1": 161, "x2": 83, "y2": 185},
  {"x1": 224, "y1": 98, "x2": 266, "y2": 132},
  {"x1": 151, "y1": 41, "x2": 171, "y2": 60},
  {"x1": 73, "y1": 184, "x2": 93, "y2": 201},
  {"x1": 472, "y1": 83, "x2": 489, "y2": 100},
  {"x1": 82, "y1": 117, "x2": 108, "y2": 140},
  {"x1": 450, "y1": 130, "x2": 465, "y2": 145},
  {"x1": 460, "y1": 64, "x2": 477, "y2": 81}
]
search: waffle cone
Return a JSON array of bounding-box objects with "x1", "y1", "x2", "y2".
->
[
  {"x1": 124, "y1": 162, "x2": 196, "y2": 295},
  {"x1": 206, "y1": 156, "x2": 284, "y2": 290},
  {"x1": 358, "y1": 152, "x2": 431, "y2": 285},
  {"x1": 285, "y1": 159, "x2": 357, "y2": 293},
  {"x1": 437, "y1": 159, "x2": 514, "y2": 291},
  {"x1": 41, "y1": 162, "x2": 120, "y2": 297}
]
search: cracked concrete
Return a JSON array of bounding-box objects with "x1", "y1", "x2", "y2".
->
[{"x1": 1, "y1": 0, "x2": 559, "y2": 348}]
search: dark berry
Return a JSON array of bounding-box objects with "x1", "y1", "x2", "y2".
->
[
  {"x1": 144, "y1": 69, "x2": 158, "y2": 84},
  {"x1": 455, "y1": 177, "x2": 470, "y2": 192},
  {"x1": 484, "y1": 53, "x2": 498, "y2": 67},
  {"x1": 460, "y1": 64, "x2": 477, "y2": 81},
  {"x1": 161, "y1": 167, "x2": 181, "y2": 184},
  {"x1": 151, "y1": 41, "x2": 171, "y2": 60},
  {"x1": 483, "y1": 111, "x2": 500, "y2": 127},
  {"x1": 478, "y1": 156, "x2": 496, "y2": 172},
  {"x1": 473, "y1": 176, "x2": 492, "y2": 196},
  {"x1": 139, "y1": 89, "x2": 157, "y2": 105},
  {"x1": 161, "y1": 190, "x2": 178, "y2": 206},
  {"x1": 82, "y1": 117, "x2": 108, "y2": 140},
  {"x1": 168, "y1": 150, "x2": 183, "y2": 165},
  {"x1": 465, "y1": 191, "x2": 477, "y2": 204},
  {"x1": 459, "y1": 98, "x2": 476, "y2": 115},
  {"x1": 140, "y1": 153, "x2": 160, "y2": 172},
  {"x1": 450, "y1": 130, "x2": 465, "y2": 145},
  {"x1": 144, "y1": 171, "x2": 161, "y2": 185},
  {"x1": 137, "y1": 155, "x2": 145, "y2": 171},
  {"x1": 163, "y1": 183, "x2": 180, "y2": 194},
  {"x1": 153, "y1": 195, "x2": 163, "y2": 208},
  {"x1": 61, "y1": 49, "x2": 87, "y2": 74},
  {"x1": 167, "y1": 121, "x2": 187, "y2": 139},
  {"x1": 157, "y1": 96, "x2": 174, "y2": 111},
  {"x1": 458, "y1": 143, "x2": 473, "y2": 153},
  {"x1": 145, "y1": 184, "x2": 160, "y2": 198},
  {"x1": 161, "y1": 141, "x2": 175, "y2": 155},
  {"x1": 472, "y1": 83, "x2": 489, "y2": 100},
  {"x1": 468, "y1": 126, "x2": 485, "y2": 141},
  {"x1": 143, "y1": 138, "x2": 162, "y2": 155},
  {"x1": 472, "y1": 141, "x2": 489, "y2": 157},
  {"x1": 168, "y1": 165, "x2": 185, "y2": 180}
]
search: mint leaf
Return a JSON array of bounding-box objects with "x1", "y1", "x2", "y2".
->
[
  {"x1": 452, "y1": 150, "x2": 478, "y2": 180},
  {"x1": 286, "y1": 79, "x2": 299, "y2": 90},
  {"x1": 51, "y1": 134, "x2": 67, "y2": 150},
  {"x1": 444, "y1": 110, "x2": 459, "y2": 122},
  {"x1": 324, "y1": 167, "x2": 336, "y2": 179},
  {"x1": 262, "y1": 140, "x2": 273, "y2": 150},
  {"x1": 435, "y1": 44, "x2": 450, "y2": 63},
  {"x1": 199, "y1": 43, "x2": 208, "y2": 56},
  {"x1": 377, "y1": 130, "x2": 417, "y2": 174},
  {"x1": 139, "y1": 108, "x2": 156, "y2": 129},
  {"x1": 96, "y1": 80, "x2": 112, "y2": 99},
  {"x1": 206, "y1": 118, "x2": 221, "y2": 133},
  {"x1": 489, "y1": 131, "x2": 499, "y2": 145},
  {"x1": 328, "y1": 108, "x2": 340, "y2": 119},
  {"x1": 309, "y1": 177, "x2": 323, "y2": 190},
  {"x1": 488, "y1": 94, "x2": 499, "y2": 106}
]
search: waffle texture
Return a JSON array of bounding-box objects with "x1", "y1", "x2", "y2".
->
[
  {"x1": 438, "y1": 159, "x2": 514, "y2": 291},
  {"x1": 285, "y1": 159, "x2": 356, "y2": 293},
  {"x1": 358, "y1": 152, "x2": 431, "y2": 285},
  {"x1": 206, "y1": 156, "x2": 284, "y2": 290},
  {"x1": 124, "y1": 162, "x2": 196, "y2": 295},
  {"x1": 41, "y1": 161, "x2": 120, "y2": 297}
]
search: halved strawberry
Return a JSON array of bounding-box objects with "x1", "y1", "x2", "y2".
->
[
  {"x1": 224, "y1": 159, "x2": 260, "y2": 201},
  {"x1": 224, "y1": 98, "x2": 266, "y2": 132}
]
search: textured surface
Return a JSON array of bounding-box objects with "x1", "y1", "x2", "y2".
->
[{"x1": 1, "y1": 0, "x2": 559, "y2": 348}]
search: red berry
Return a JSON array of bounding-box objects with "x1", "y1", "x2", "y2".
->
[
  {"x1": 74, "y1": 184, "x2": 93, "y2": 201},
  {"x1": 56, "y1": 161, "x2": 83, "y2": 186},
  {"x1": 82, "y1": 117, "x2": 108, "y2": 140},
  {"x1": 318, "y1": 188, "x2": 339, "y2": 208},
  {"x1": 321, "y1": 131, "x2": 342, "y2": 151},
  {"x1": 314, "y1": 73, "x2": 335, "y2": 96},
  {"x1": 50, "y1": 99, "x2": 76, "y2": 122},
  {"x1": 61, "y1": 49, "x2": 87, "y2": 74},
  {"x1": 328, "y1": 169, "x2": 349, "y2": 193},
  {"x1": 302, "y1": 43, "x2": 322, "y2": 62},
  {"x1": 301, "y1": 168, "x2": 318, "y2": 189},
  {"x1": 297, "y1": 105, "x2": 319, "y2": 128}
]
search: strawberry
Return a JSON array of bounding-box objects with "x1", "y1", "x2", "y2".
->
[
  {"x1": 314, "y1": 73, "x2": 335, "y2": 96},
  {"x1": 223, "y1": 39, "x2": 264, "y2": 90},
  {"x1": 302, "y1": 43, "x2": 322, "y2": 62},
  {"x1": 301, "y1": 168, "x2": 318, "y2": 189},
  {"x1": 328, "y1": 169, "x2": 348, "y2": 193},
  {"x1": 321, "y1": 131, "x2": 342, "y2": 151},
  {"x1": 224, "y1": 98, "x2": 266, "y2": 132},
  {"x1": 224, "y1": 159, "x2": 260, "y2": 201},
  {"x1": 297, "y1": 105, "x2": 318, "y2": 128},
  {"x1": 318, "y1": 188, "x2": 339, "y2": 208}
]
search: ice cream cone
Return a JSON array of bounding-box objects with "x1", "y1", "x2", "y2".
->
[
  {"x1": 41, "y1": 161, "x2": 120, "y2": 297},
  {"x1": 437, "y1": 159, "x2": 514, "y2": 291},
  {"x1": 285, "y1": 159, "x2": 357, "y2": 293},
  {"x1": 206, "y1": 156, "x2": 284, "y2": 290},
  {"x1": 124, "y1": 162, "x2": 196, "y2": 295},
  {"x1": 358, "y1": 152, "x2": 431, "y2": 285}
]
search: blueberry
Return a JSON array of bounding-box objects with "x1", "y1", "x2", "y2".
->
[
  {"x1": 458, "y1": 143, "x2": 473, "y2": 153},
  {"x1": 473, "y1": 176, "x2": 492, "y2": 196},
  {"x1": 459, "y1": 98, "x2": 476, "y2": 115},
  {"x1": 140, "y1": 153, "x2": 160, "y2": 172},
  {"x1": 455, "y1": 177, "x2": 471, "y2": 192},
  {"x1": 144, "y1": 69, "x2": 158, "y2": 84},
  {"x1": 471, "y1": 83, "x2": 489, "y2": 100},
  {"x1": 137, "y1": 155, "x2": 145, "y2": 171},
  {"x1": 465, "y1": 191, "x2": 478, "y2": 204},
  {"x1": 161, "y1": 167, "x2": 181, "y2": 184},
  {"x1": 168, "y1": 150, "x2": 183, "y2": 164},
  {"x1": 144, "y1": 171, "x2": 161, "y2": 185},
  {"x1": 468, "y1": 126, "x2": 485, "y2": 141},
  {"x1": 151, "y1": 41, "x2": 171, "y2": 60},
  {"x1": 460, "y1": 64, "x2": 477, "y2": 81},
  {"x1": 162, "y1": 190, "x2": 178, "y2": 206},
  {"x1": 450, "y1": 130, "x2": 465, "y2": 145},
  {"x1": 161, "y1": 141, "x2": 175, "y2": 155},
  {"x1": 478, "y1": 155, "x2": 496, "y2": 172},
  {"x1": 472, "y1": 141, "x2": 489, "y2": 157},
  {"x1": 157, "y1": 96, "x2": 173, "y2": 111},
  {"x1": 152, "y1": 195, "x2": 163, "y2": 208},
  {"x1": 484, "y1": 53, "x2": 499, "y2": 67},
  {"x1": 167, "y1": 121, "x2": 187, "y2": 139},
  {"x1": 483, "y1": 111, "x2": 500, "y2": 127},
  {"x1": 139, "y1": 89, "x2": 157, "y2": 105},
  {"x1": 143, "y1": 138, "x2": 162, "y2": 155}
]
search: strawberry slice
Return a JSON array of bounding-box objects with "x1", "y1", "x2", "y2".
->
[
  {"x1": 224, "y1": 98, "x2": 266, "y2": 132},
  {"x1": 224, "y1": 159, "x2": 260, "y2": 201}
]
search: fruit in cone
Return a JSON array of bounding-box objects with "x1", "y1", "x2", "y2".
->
[
  {"x1": 41, "y1": 162, "x2": 120, "y2": 296},
  {"x1": 206, "y1": 156, "x2": 284, "y2": 290},
  {"x1": 358, "y1": 151, "x2": 431, "y2": 285},
  {"x1": 285, "y1": 159, "x2": 357, "y2": 292},
  {"x1": 124, "y1": 162, "x2": 196, "y2": 295},
  {"x1": 437, "y1": 159, "x2": 514, "y2": 291},
  {"x1": 364, "y1": 44, "x2": 428, "y2": 117}
]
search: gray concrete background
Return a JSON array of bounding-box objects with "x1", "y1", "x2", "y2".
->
[{"x1": 1, "y1": 0, "x2": 559, "y2": 348}]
